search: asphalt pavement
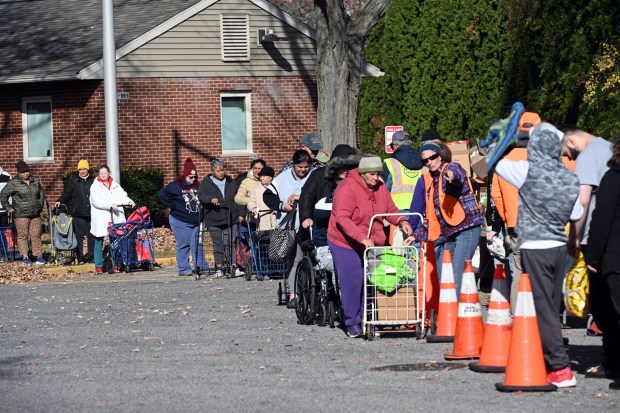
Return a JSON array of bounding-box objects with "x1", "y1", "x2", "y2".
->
[{"x1": 0, "y1": 266, "x2": 617, "y2": 413}]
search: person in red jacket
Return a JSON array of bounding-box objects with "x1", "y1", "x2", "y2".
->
[{"x1": 328, "y1": 155, "x2": 412, "y2": 338}]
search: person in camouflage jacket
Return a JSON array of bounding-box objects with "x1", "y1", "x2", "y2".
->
[{"x1": 0, "y1": 161, "x2": 47, "y2": 264}]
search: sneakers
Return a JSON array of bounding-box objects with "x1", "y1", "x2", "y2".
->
[
  {"x1": 234, "y1": 268, "x2": 245, "y2": 277},
  {"x1": 347, "y1": 324, "x2": 362, "y2": 338},
  {"x1": 95, "y1": 267, "x2": 103, "y2": 274},
  {"x1": 214, "y1": 269, "x2": 224, "y2": 278},
  {"x1": 547, "y1": 367, "x2": 577, "y2": 388},
  {"x1": 34, "y1": 257, "x2": 46, "y2": 265},
  {"x1": 22, "y1": 257, "x2": 33, "y2": 265}
]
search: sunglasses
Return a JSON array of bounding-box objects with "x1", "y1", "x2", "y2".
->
[
  {"x1": 187, "y1": 175, "x2": 197, "y2": 179},
  {"x1": 421, "y1": 153, "x2": 440, "y2": 165}
]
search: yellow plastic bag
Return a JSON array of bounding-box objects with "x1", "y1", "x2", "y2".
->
[{"x1": 564, "y1": 250, "x2": 590, "y2": 318}]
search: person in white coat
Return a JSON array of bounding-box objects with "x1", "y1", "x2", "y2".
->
[{"x1": 90, "y1": 165, "x2": 134, "y2": 273}]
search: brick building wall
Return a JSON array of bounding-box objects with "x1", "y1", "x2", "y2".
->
[{"x1": 0, "y1": 76, "x2": 318, "y2": 202}]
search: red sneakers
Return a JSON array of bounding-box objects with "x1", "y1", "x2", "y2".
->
[
  {"x1": 547, "y1": 367, "x2": 577, "y2": 388},
  {"x1": 95, "y1": 267, "x2": 103, "y2": 274}
]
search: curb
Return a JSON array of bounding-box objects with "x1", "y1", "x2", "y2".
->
[{"x1": 41, "y1": 256, "x2": 177, "y2": 275}]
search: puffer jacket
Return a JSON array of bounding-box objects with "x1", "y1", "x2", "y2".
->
[{"x1": 0, "y1": 175, "x2": 45, "y2": 218}]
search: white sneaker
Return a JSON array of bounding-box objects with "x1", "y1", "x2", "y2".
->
[
  {"x1": 235, "y1": 268, "x2": 245, "y2": 277},
  {"x1": 214, "y1": 270, "x2": 223, "y2": 278}
]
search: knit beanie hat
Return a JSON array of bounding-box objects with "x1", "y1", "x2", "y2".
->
[
  {"x1": 182, "y1": 157, "x2": 197, "y2": 177},
  {"x1": 15, "y1": 160, "x2": 29, "y2": 173},
  {"x1": 77, "y1": 159, "x2": 89, "y2": 170},
  {"x1": 421, "y1": 129, "x2": 442, "y2": 142},
  {"x1": 258, "y1": 166, "x2": 275, "y2": 178},
  {"x1": 420, "y1": 143, "x2": 442, "y2": 158},
  {"x1": 358, "y1": 156, "x2": 383, "y2": 173}
]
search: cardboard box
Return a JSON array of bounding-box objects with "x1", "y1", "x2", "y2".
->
[
  {"x1": 445, "y1": 140, "x2": 470, "y2": 176},
  {"x1": 469, "y1": 146, "x2": 487, "y2": 179},
  {"x1": 375, "y1": 286, "x2": 418, "y2": 321}
]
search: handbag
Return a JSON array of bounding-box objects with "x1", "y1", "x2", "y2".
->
[
  {"x1": 564, "y1": 250, "x2": 589, "y2": 318},
  {"x1": 268, "y1": 210, "x2": 297, "y2": 263}
]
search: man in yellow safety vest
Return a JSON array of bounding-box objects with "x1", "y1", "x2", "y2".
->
[{"x1": 380, "y1": 130, "x2": 423, "y2": 212}]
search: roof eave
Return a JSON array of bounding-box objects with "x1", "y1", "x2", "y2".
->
[{"x1": 0, "y1": 73, "x2": 79, "y2": 85}]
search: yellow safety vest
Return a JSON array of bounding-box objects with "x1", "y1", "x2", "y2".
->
[{"x1": 384, "y1": 158, "x2": 421, "y2": 210}]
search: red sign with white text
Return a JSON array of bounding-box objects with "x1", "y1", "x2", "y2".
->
[{"x1": 385, "y1": 126, "x2": 403, "y2": 154}]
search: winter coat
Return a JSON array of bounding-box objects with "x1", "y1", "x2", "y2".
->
[
  {"x1": 234, "y1": 171, "x2": 261, "y2": 207},
  {"x1": 57, "y1": 174, "x2": 95, "y2": 217},
  {"x1": 380, "y1": 144, "x2": 422, "y2": 183},
  {"x1": 328, "y1": 168, "x2": 406, "y2": 252},
  {"x1": 584, "y1": 165, "x2": 620, "y2": 273},
  {"x1": 263, "y1": 168, "x2": 310, "y2": 229},
  {"x1": 247, "y1": 184, "x2": 277, "y2": 231},
  {"x1": 0, "y1": 175, "x2": 45, "y2": 218},
  {"x1": 197, "y1": 175, "x2": 237, "y2": 227},
  {"x1": 157, "y1": 180, "x2": 201, "y2": 226},
  {"x1": 89, "y1": 178, "x2": 134, "y2": 237}
]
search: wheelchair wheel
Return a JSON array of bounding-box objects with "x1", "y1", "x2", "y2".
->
[
  {"x1": 328, "y1": 300, "x2": 336, "y2": 328},
  {"x1": 294, "y1": 257, "x2": 315, "y2": 325},
  {"x1": 316, "y1": 302, "x2": 327, "y2": 327},
  {"x1": 103, "y1": 255, "x2": 114, "y2": 274}
]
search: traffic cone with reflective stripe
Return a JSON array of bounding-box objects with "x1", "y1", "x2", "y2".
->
[
  {"x1": 427, "y1": 249, "x2": 458, "y2": 343},
  {"x1": 470, "y1": 264, "x2": 512, "y2": 372},
  {"x1": 496, "y1": 273, "x2": 557, "y2": 392},
  {"x1": 444, "y1": 260, "x2": 484, "y2": 360}
]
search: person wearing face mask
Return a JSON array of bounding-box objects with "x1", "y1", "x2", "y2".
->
[
  {"x1": 89, "y1": 165, "x2": 135, "y2": 273},
  {"x1": 408, "y1": 143, "x2": 484, "y2": 297},
  {"x1": 158, "y1": 158, "x2": 205, "y2": 277},
  {"x1": 328, "y1": 155, "x2": 413, "y2": 338},
  {"x1": 55, "y1": 159, "x2": 95, "y2": 264},
  {"x1": 247, "y1": 166, "x2": 277, "y2": 231}
]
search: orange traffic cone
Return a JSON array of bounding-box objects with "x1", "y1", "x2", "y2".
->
[
  {"x1": 427, "y1": 249, "x2": 458, "y2": 343},
  {"x1": 444, "y1": 260, "x2": 485, "y2": 360},
  {"x1": 470, "y1": 264, "x2": 512, "y2": 372},
  {"x1": 496, "y1": 273, "x2": 557, "y2": 392}
]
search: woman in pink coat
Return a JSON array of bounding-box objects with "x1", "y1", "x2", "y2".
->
[{"x1": 328, "y1": 155, "x2": 412, "y2": 338}]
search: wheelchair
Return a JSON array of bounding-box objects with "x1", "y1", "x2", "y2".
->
[{"x1": 294, "y1": 238, "x2": 342, "y2": 327}]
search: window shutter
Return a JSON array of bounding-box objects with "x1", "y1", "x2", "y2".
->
[{"x1": 221, "y1": 14, "x2": 250, "y2": 62}]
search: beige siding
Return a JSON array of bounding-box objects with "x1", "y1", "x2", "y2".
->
[{"x1": 116, "y1": 0, "x2": 317, "y2": 77}]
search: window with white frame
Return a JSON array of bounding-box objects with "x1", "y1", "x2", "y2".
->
[
  {"x1": 22, "y1": 97, "x2": 54, "y2": 162},
  {"x1": 221, "y1": 92, "x2": 252, "y2": 154},
  {"x1": 220, "y1": 14, "x2": 250, "y2": 62}
]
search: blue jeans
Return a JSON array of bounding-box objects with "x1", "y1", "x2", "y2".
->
[
  {"x1": 170, "y1": 215, "x2": 204, "y2": 275},
  {"x1": 446, "y1": 226, "x2": 481, "y2": 297},
  {"x1": 434, "y1": 235, "x2": 447, "y2": 282}
]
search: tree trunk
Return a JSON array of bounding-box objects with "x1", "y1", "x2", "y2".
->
[{"x1": 315, "y1": 0, "x2": 392, "y2": 152}]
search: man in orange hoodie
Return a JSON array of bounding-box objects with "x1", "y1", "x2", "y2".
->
[{"x1": 492, "y1": 112, "x2": 541, "y2": 309}]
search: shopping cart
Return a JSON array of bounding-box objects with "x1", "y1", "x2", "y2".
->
[
  {"x1": 362, "y1": 213, "x2": 426, "y2": 340},
  {"x1": 244, "y1": 210, "x2": 289, "y2": 287},
  {"x1": 48, "y1": 203, "x2": 77, "y2": 266},
  {"x1": 0, "y1": 211, "x2": 17, "y2": 262},
  {"x1": 104, "y1": 205, "x2": 155, "y2": 273},
  {"x1": 194, "y1": 205, "x2": 235, "y2": 279}
]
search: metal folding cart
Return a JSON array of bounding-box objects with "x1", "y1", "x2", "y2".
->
[
  {"x1": 362, "y1": 213, "x2": 426, "y2": 340},
  {"x1": 194, "y1": 205, "x2": 235, "y2": 279},
  {"x1": 105, "y1": 205, "x2": 155, "y2": 273}
]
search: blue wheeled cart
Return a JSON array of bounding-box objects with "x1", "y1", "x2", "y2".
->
[{"x1": 104, "y1": 206, "x2": 155, "y2": 273}]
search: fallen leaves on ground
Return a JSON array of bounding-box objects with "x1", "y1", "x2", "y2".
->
[{"x1": 0, "y1": 262, "x2": 75, "y2": 284}]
